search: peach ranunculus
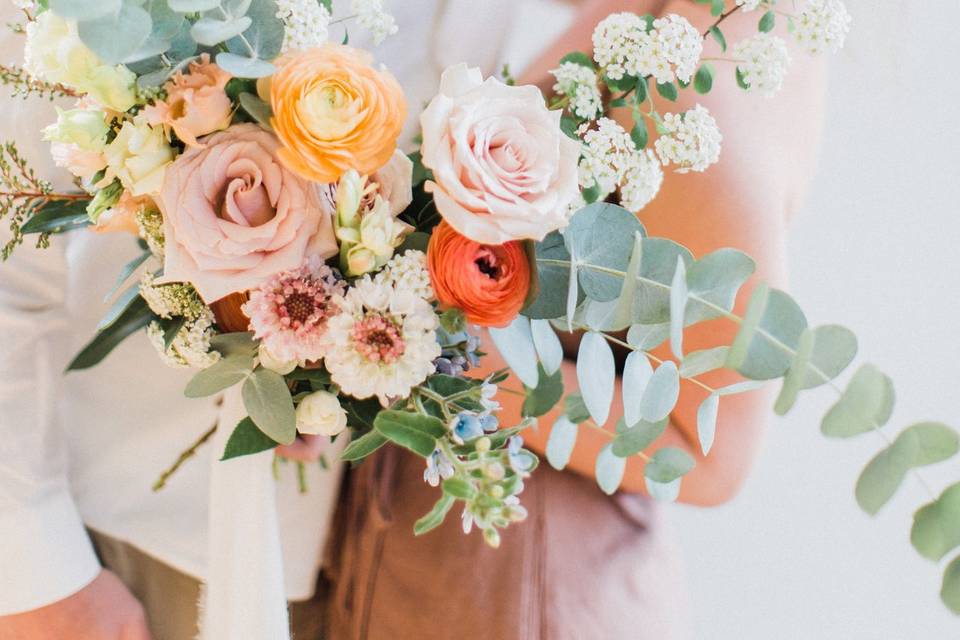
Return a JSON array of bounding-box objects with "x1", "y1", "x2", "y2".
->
[
  {"x1": 427, "y1": 220, "x2": 531, "y2": 328},
  {"x1": 156, "y1": 124, "x2": 338, "y2": 303},
  {"x1": 420, "y1": 64, "x2": 581, "y2": 245},
  {"x1": 93, "y1": 191, "x2": 150, "y2": 235},
  {"x1": 269, "y1": 45, "x2": 407, "y2": 183},
  {"x1": 145, "y1": 54, "x2": 234, "y2": 147}
]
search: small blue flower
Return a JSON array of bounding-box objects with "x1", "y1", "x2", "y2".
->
[
  {"x1": 507, "y1": 436, "x2": 534, "y2": 475},
  {"x1": 479, "y1": 413, "x2": 499, "y2": 433},
  {"x1": 449, "y1": 412, "x2": 484, "y2": 444},
  {"x1": 424, "y1": 448, "x2": 455, "y2": 487}
]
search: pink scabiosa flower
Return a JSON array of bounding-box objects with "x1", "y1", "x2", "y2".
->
[
  {"x1": 324, "y1": 276, "x2": 440, "y2": 404},
  {"x1": 242, "y1": 258, "x2": 345, "y2": 363}
]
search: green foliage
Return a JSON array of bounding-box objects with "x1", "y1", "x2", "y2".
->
[
  {"x1": 564, "y1": 393, "x2": 591, "y2": 424},
  {"x1": 414, "y1": 495, "x2": 455, "y2": 536},
  {"x1": 656, "y1": 81, "x2": 678, "y2": 102},
  {"x1": 645, "y1": 447, "x2": 695, "y2": 483},
  {"x1": 221, "y1": 417, "x2": 279, "y2": 461},
  {"x1": 709, "y1": 25, "x2": 728, "y2": 52},
  {"x1": 565, "y1": 203, "x2": 645, "y2": 302},
  {"x1": 622, "y1": 351, "x2": 653, "y2": 427},
  {"x1": 546, "y1": 416, "x2": 578, "y2": 470},
  {"x1": 242, "y1": 367, "x2": 296, "y2": 445},
  {"x1": 694, "y1": 64, "x2": 715, "y2": 95},
  {"x1": 522, "y1": 365, "x2": 564, "y2": 418},
  {"x1": 680, "y1": 346, "x2": 729, "y2": 378},
  {"x1": 524, "y1": 232, "x2": 581, "y2": 319},
  {"x1": 613, "y1": 418, "x2": 666, "y2": 458},
  {"x1": 184, "y1": 353, "x2": 254, "y2": 397},
  {"x1": 595, "y1": 443, "x2": 626, "y2": 495},
  {"x1": 238, "y1": 92, "x2": 273, "y2": 130},
  {"x1": 341, "y1": 430, "x2": 388, "y2": 462},
  {"x1": 911, "y1": 482, "x2": 960, "y2": 561},
  {"x1": 639, "y1": 362, "x2": 680, "y2": 423},
  {"x1": 530, "y1": 319, "x2": 563, "y2": 376},
  {"x1": 67, "y1": 294, "x2": 153, "y2": 371},
  {"x1": 669, "y1": 256, "x2": 688, "y2": 357},
  {"x1": 759, "y1": 10, "x2": 776, "y2": 33},
  {"x1": 821, "y1": 365, "x2": 895, "y2": 438},
  {"x1": 488, "y1": 316, "x2": 539, "y2": 388},
  {"x1": 697, "y1": 394, "x2": 720, "y2": 455},
  {"x1": 559, "y1": 51, "x2": 595, "y2": 69},
  {"x1": 577, "y1": 332, "x2": 616, "y2": 426},
  {"x1": 942, "y1": 556, "x2": 960, "y2": 614},
  {"x1": 374, "y1": 410, "x2": 446, "y2": 458}
]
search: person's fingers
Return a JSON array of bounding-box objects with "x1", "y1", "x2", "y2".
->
[{"x1": 276, "y1": 435, "x2": 327, "y2": 462}]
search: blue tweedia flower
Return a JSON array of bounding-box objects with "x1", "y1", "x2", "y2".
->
[
  {"x1": 507, "y1": 436, "x2": 535, "y2": 475},
  {"x1": 449, "y1": 412, "x2": 485, "y2": 444},
  {"x1": 423, "y1": 448, "x2": 455, "y2": 487}
]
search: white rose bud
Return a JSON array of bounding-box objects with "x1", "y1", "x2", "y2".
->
[
  {"x1": 258, "y1": 344, "x2": 297, "y2": 375},
  {"x1": 296, "y1": 390, "x2": 348, "y2": 437}
]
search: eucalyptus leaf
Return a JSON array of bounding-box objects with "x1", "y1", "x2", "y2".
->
[
  {"x1": 680, "y1": 346, "x2": 729, "y2": 378},
  {"x1": 577, "y1": 332, "x2": 616, "y2": 426},
  {"x1": 241, "y1": 367, "x2": 296, "y2": 445},
  {"x1": 215, "y1": 52, "x2": 275, "y2": 78},
  {"x1": 525, "y1": 231, "x2": 580, "y2": 319},
  {"x1": 49, "y1": 0, "x2": 121, "y2": 21},
  {"x1": 631, "y1": 238, "x2": 693, "y2": 325},
  {"x1": 489, "y1": 315, "x2": 539, "y2": 389},
  {"x1": 626, "y1": 323, "x2": 670, "y2": 351},
  {"x1": 730, "y1": 287, "x2": 809, "y2": 381},
  {"x1": 226, "y1": 0, "x2": 283, "y2": 62},
  {"x1": 530, "y1": 320, "x2": 563, "y2": 376},
  {"x1": 669, "y1": 256, "x2": 688, "y2": 358},
  {"x1": 565, "y1": 203, "x2": 645, "y2": 302},
  {"x1": 821, "y1": 364, "x2": 895, "y2": 438},
  {"x1": 622, "y1": 351, "x2": 653, "y2": 428},
  {"x1": 596, "y1": 443, "x2": 626, "y2": 495},
  {"x1": 209, "y1": 331, "x2": 257, "y2": 358},
  {"x1": 912, "y1": 482, "x2": 960, "y2": 561},
  {"x1": 612, "y1": 418, "x2": 667, "y2": 458},
  {"x1": 78, "y1": 4, "x2": 153, "y2": 65},
  {"x1": 697, "y1": 394, "x2": 720, "y2": 455},
  {"x1": 645, "y1": 477, "x2": 682, "y2": 502},
  {"x1": 191, "y1": 16, "x2": 252, "y2": 46},
  {"x1": 522, "y1": 365, "x2": 564, "y2": 418},
  {"x1": 184, "y1": 354, "x2": 253, "y2": 398},
  {"x1": 546, "y1": 416, "x2": 578, "y2": 470},
  {"x1": 239, "y1": 92, "x2": 274, "y2": 130},
  {"x1": 941, "y1": 555, "x2": 960, "y2": 615},
  {"x1": 774, "y1": 327, "x2": 815, "y2": 415},
  {"x1": 684, "y1": 248, "x2": 755, "y2": 325},
  {"x1": 639, "y1": 361, "x2": 680, "y2": 423},
  {"x1": 645, "y1": 447, "x2": 695, "y2": 483},
  {"x1": 564, "y1": 393, "x2": 591, "y2": 424},
  {"x1": 802, "y1": 325, "x2": 858, "y2": 389}
]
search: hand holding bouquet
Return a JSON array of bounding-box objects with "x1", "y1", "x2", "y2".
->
[{"x1": 3, "y1": 0, "x2": 960, "y2": 616}]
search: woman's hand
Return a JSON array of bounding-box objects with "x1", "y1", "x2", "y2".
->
[
  {"x1": 499, "y1": 0, "x2": 827, "y2": 505},
  {"x1": 0, "y1": 569, "x2": 152, "y2": 640}
]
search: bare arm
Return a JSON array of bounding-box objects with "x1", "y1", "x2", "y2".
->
[{"x1": 482, "y1": 0, "x2": 827, "y2": 505}]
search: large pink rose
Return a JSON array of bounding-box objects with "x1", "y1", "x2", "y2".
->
[
  {"x1": 157, "y1": 124, "x2": 337, "y2": 302},
  {"x1": 420, "y1": 64, "x2": 581, "y2": 245}
]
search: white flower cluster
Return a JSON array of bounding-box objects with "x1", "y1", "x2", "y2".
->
[
  {"x1": 135, "y1": 206, "x2": 165, "y2": 258},
  {"x1": 374, "y1": 250, "x2": 435, "y2": 301},
  {"x1": 733, "y1": 33, "x2": 791, "y2": 97},
  {"x1": 147, "y1": 312, "x2": 220, "y2": 370},
  {"x1": 139, "y1": 272, "x2": 207, "y2": 320},
  {"x1": 579, "y1": 118, "x2": 664, "y2": 212},
  {"x1": 276, "y1": 0, "x2": 331, "y2": 53},
  {"x1": 352, "y1": 0, "x2": 399, "y2": 45},
  {"x1": 793, "y1": 0, "x2": 852, "y2": 54},
  {"x1": 735, "y1": 0, "x2": 764, "y2": 11},
  {"x1": 654, "y1": 105, "x2": 722, "y2": 173},
  {"x1": 592, "y1": 13, "x2": 703, "y2": 85},
  {"x1": 550, "y1": 62, "x2": 603, "y2": 121}
]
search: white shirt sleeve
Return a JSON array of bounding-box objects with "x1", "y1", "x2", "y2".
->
[{"x1": 0, "y1": 7, "x2": 101, "y2": 615}]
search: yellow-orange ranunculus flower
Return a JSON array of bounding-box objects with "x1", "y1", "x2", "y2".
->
[
  {"x1": 269, "y1": 45, "x2": 406, "y2": 183},
  {"x1": 427, "y1": 221, "x2": 531, "y2": 328}
]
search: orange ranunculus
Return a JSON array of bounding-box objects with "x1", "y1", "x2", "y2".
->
[
  {"x1": 427, "y1": 221, "x2": 531, "y2": 328},
  {"x1": 269, "y1": 45, "x2": 407, "y2": 184}
]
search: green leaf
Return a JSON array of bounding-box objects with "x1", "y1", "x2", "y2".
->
[
  {"x1": 709, "y1": 25, "x2": 728, "y2": 52},
  {"x1": 630, "y1": 121, "x2": 649, "y2": 150},
  {"x1": 802, "y1": 325, "x2": 858, "y2": 389},
  {"x1": 341, "y1": 430, "x2": 388, "y2": 462},
  {"x1": 546, "y1": 415, "x2": 578, "y2": 470},
  {"x1": 656, "y1": 81, "x2": 678, "y2": 102},
  {"x1": 680, "y1": 346, "x2": 729, "y2": 378},
  {"x1": 912, "y1": 482, "x2": 960, "y2": 561},
  {"x1": 242, "y1": 368, "x2": 296, "y2": 445},
  {"x1": 184, "y1": 353, "x2": 254, "y2": 398},
  {"x1": 442, "y1": 478, "x2": 477, "y2": 500},
  {"x1": 489, "y1": 315, "x2": 539, "y2": 388},
  {"x1": 645, "y1": 477, "x2": 682, "y2": 502},
  {"x1": 759, "y1": 10, "x2": 776, "y2": 33},
  {"x1": 612, "y1": 418, "x2": 667, "y2": 457},
  {"x1": 209, "y1": 331, "x2": 257, "y2": 358},
  {"x1": 161, "y1": 315, "x2": 187, "y2": 350},
  {"x1": 226, "y1": 0, "x2": 283, "y2": 62},
  {"x1": 639, "y1": 361, "x2": 680, "y2": 423},
  {"x1": 21, "y1": 199, "x2": 92, "y2": 235},
  {"x1": 559, "y1": 51, "x2": 595, "y2": 69},
  {"x1": 530, "y1": 319, "x2": 563, "y2": 376},
  {"x1": 221, "y1": 417, "x2": 279, "y2": 461},
  {"x1": 821, "y1": 364, "x2": 896, "y2": 438},
  {"x1": 104, "y1": 251, "x2": 150, "y2": 302},
  {"x1": 565, "y1": 203, "x2": 646, "y2": 302},
  {"x1": 414, "y1": 494, "x2": 456, "y2": 536},
  {"x1": 49, "y1": 0, "x2": 120, "y2": 20},
  {"x1": 710, "y1": 0, "x2": 725, "y2": 16},
  {"x1": 644, "y1": 447, "x2": 695, "y2": 483},
  {"x1": 439, "y1": 308, "x2": 467, "y2": 334},
  {"x1": 215, "y1": 52, "x2": 275, "y2": 78},
  {"x1": 774, "y1": 327, "x2": 815, "y2": 415},
  {"x1": 97, "y1": 283, "x2": 143, "y2": 331},
  {"x1": 622, "y1": 351, "x2": 653, "y2": 427},
  {"x1": 693, "y1": 64, "x2": 714, "y2": 95},
  {"x1": 78, "y1": 4, "x2": 152, "y2": 64},
  {"x1": 697, "y1": 394, "x2": 720, "y2": 455},
  {"x1": 736, "y1": 66, "x2": 751, "y2": 91},
  {"x1": 859, "y1": 422, "x2": 959, "y2": 516},
  {"x1": 627, "y1": 323, "x2": 670, "y2": 351},
  {"x1": 685, "y1": 248, "x2": 756, "y2": 325},
  {"x1": 596, "y1": 443, "x2": 626, "y2": 495},
  {"x1": 238, "y1": 92, "x2": 273, "y2": 130},
  {"x1": 729, "y1": 287, "x2": 810, "y2": 381},
  {"x1": 582, "y1": 232, "x2": 644, "y2": 332},
  {"x1": 669, "y1": 256, "x2": 688, "y2": 358},
  {"x1": 522, "y1": 365, "x2": 564, "y2": 418},
  {"x1": 374, "y1": 410, "x2": 445, "y2": 458},
  {"x1": 577, "y1": 332, "x2": 616, "y2": 426},
  {"x1": 941, "y1": 556, "x2": 960, "y2": 615},
  {"x1": 630, "y1": 238, "x2": 693, "y2": 325},
  {"x1": 564, "y1": 393, "x2": 591, "y2": 424},
  {"x1": 67, "y1": 296, "x2": 153, "y2": 371}
]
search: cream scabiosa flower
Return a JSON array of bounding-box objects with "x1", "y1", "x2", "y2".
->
[
  {"x1": 324, "y1": 276, "x2": 440, "y2": 405},
  {"x1": 24, "y1": 12, "x2": 137, "y2": 112}
]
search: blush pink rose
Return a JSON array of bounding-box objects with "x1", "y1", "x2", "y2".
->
[
  {"x1": 420, "y1": 64, "x2": 581, "y2": 245},
  {"x1": 157, "y1": 124, "x2": 338, "y2": 302}
]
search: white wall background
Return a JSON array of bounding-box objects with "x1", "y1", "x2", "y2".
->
[
  {"x1": 504, "y1": 2, "x2": 960, "y2": 638},
  {"x1": 669, "y1": 3, "x2": 960, "y2": 638}
]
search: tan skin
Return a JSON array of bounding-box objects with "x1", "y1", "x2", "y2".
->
[{"x1": 0, "y1": 1, "x2": 825, "y2": 635}]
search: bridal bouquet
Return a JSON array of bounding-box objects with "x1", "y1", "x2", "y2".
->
[{"x1": 4, "y1": 0, "x2": 960, "y2": 614}]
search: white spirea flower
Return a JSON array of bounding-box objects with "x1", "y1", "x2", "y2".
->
[
  {"x1": 592, "y1": 13, "x2": 703, "y2": 85},
  {"x1": 793, "y1": 0, "x2": 852, "y2": 54},
  {"x1": 374, "y1": 250, "x2": 435, "y2": 301},
  {"x1": 733, "y1": 33, "x2": 791, "y2": 97},
  {"x1": 578, "y1": 118, "x2": 664, "y2": 212},
  {"x1": 351, "y1": 0, "x2": 399, "y2": 45},
  {"x1": 550, "y1": 62, "x2": 603, "y2": 121},
  {"x1": 654, "y1": 105, "x2": 722, "y2": 173},
  {"x1": 276, "y1": 0, "x2": 331, "y2": 52},
  {"x1": 736, "y1": 0, "x2": 763, "y2": 11},
  {"x1": 147, "y1": 311, "x2": 220, "y2": 370},
  {"x1": 324, "y1": 277, "x2": 440, "y2": 404}
]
